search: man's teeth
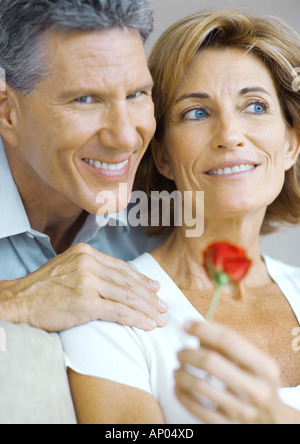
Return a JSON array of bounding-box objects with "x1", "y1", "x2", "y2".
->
[
  {"x1": 83, "y1": 158, "x2": 129, "y2": 171},
  {"x1": 207, "y1": 164, "x2": 256, "y2": 176}
]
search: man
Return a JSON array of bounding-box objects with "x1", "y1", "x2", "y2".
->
[
  {"x1": 0, "y1": 0, "x2": 167, "y2": 424},
  {"x1": 0, "y1": 0, "x2": 167, "y2": 333}
]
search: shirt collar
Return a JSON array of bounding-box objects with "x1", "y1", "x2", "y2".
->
[
  {"x1": 0, "y1": 137, "x2": 129, "y2": 241},
  {"x1": 0, "y1": 138, "x2": 31, "y2": 239}
]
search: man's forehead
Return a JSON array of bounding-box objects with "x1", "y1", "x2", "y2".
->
[{"x1": 42, "y1": 28, "x2": 149, "y2": 82}]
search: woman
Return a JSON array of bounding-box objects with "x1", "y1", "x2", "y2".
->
[{"x1": 60, "y1": 10, "x2": 300, "y2": 424}]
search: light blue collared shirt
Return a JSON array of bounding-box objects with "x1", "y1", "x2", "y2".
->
[{"x1": 0, "y1": 138, "x2": 158, "y2": 281}]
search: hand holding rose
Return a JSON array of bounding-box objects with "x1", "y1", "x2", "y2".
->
[{"x1": 175, "y1": 322, "x2": 300, "y2": 424}]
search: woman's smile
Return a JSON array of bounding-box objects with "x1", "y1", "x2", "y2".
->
[{"x1": 205, "y1": 160, "x2": 260, "y2": 179}]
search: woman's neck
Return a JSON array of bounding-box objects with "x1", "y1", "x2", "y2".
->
[{"x1": 151, "y1": 210, "x2": 271, "y2": 291}]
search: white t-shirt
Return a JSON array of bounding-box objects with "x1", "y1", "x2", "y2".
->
[{"x1": 60, "y1": 253, "x2": 300, "y2": 423}]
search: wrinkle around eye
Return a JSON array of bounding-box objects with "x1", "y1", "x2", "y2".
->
[
  {"x1": 244, "y1": 102, "x2": 269, "y2": 114},
  {"x1": 183, "y1": 108, "x2": 208, "y2": 121},
  {"x1": 74, "y1": 96, "x2": 95, "y2": 104}
]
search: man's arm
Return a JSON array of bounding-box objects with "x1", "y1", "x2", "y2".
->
[
  {"x1": 68, "y1": 369, "x2": 165, "y2": 424},
  {"x1": 0, "y1": 243, "x2": 167, "y2": 332}
]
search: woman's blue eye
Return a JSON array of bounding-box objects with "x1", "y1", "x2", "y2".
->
[
  {"x1": 246, "y1": 102, "x2": 267, "y2": 114},
  {"x1": 184, "y1": 108, "x2": 208, "y2": 120}
]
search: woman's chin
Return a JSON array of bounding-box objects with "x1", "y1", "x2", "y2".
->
[{"x1": 206, "y1": 200, "x2": 263, "y2": 219}]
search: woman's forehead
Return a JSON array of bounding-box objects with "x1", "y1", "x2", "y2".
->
[{"x1": 173, "y1": 47, "x2": 277, "y2": 100}]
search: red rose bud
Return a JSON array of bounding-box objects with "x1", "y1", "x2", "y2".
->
[
  {"x1": 204, "y1": 242, "x2": 252, "y2": 320},
  {"x1": 204, "y1": 242, "x2": 252, "y2": 284}
]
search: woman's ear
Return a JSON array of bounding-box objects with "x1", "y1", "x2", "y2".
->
[
  {"x1": 284, "y1": 127, "x2": 300, "y2": 171},
  {"x1": 151, "y1": 137, "x2": 175, "y2": 181}
]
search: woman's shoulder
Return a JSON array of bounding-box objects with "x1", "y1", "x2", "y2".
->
[
  {"x1": 264, "y1": 255, "x2": 300, "y2": 323},
  {"x1": 264, "y1": 255, "x2": 300, "y2": 288},
  {"x1": 128, "y1": 253, "x2": 169, "y2": 283}
]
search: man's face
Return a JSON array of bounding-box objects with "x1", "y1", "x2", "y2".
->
[{"x1": 13, "y1": 28, "x2": 156, "y2": 215}]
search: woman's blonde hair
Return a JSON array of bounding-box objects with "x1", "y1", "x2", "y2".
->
[{"x1": 136, "y1": 9, "x2": 300, "y2": 236}]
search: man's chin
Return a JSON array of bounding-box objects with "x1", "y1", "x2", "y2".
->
[{"x1": 81, "y1": 185, "x2": 130, "y2": 216}]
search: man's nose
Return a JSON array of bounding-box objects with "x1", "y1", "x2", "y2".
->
[
  {"x1": 97, "y1": 103, "x2": 139, "y2": 153},
  {"x1": 211, "y1": 112, "x2": 245, "y2": 151}
]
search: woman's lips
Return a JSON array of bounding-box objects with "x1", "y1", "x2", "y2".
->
[{"x1": 206, "y1": 163, "x2": 256, "y2": 176}]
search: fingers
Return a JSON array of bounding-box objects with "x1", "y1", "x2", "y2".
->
[
  {"x1": 175, "y1": 321, "x2": 282, "y2": 424},
  {"x1": 184, "y1": 321, "x2": 280, "y2": 383},
  {"x1": 175, "y1": 385, "x2": 232, "y2": 424},
  {"x1": 177, "y1": 347, "x2": 261, "y2": 403},
  {"x1": 68, "y1": 243, "x2": 168, "y2": 329},
  {"x1": 70, "y1": 243, "x2": 161, "y2": 292},
  {"x1": 174, "y1": 368, "x2": 257, "y2": 423},
  {"x1": 92, "y1": 299, "x2": 162, "y2": 331},
  {"x1": 97, "y1": 281, "x2": 167, "y2": 328}
]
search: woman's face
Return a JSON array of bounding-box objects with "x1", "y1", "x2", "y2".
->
[{"x1": 155, "y1": 48, "x2": 299, "y2": 220}]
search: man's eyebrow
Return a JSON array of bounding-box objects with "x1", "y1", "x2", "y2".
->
[
  {"x1": 58, "y1": 81, "x2": 154, "y2": 100},
  {"x1": 129, "y1": 80, "x2": 155, "y2": 93},
  {"x1": 239, "y1": 87, "x2": 271, "y2": 97},
  {"x1": 174, "y1": 92, "x2": 210, "y2": 104},
  {"x1": 143, "y1": 80, "x2": 155, "y2": 90},
  {"x1": 58, "y1": 88, "x2": 96, "y2": 100}
]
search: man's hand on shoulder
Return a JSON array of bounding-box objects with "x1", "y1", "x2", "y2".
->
[{"x1": 0, "y1": 243, "x2": 167, "y2": 332}]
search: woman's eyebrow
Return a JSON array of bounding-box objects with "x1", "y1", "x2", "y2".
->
[
  {"x1": 239, "y1": 87, "x2": 271, "y2": 97},
  {"x1": 173, "y1": 87, "x2": 272, "y2": 105},
  {"x1": 174, "y1": 92, "x2": 210, "y2": 104}
]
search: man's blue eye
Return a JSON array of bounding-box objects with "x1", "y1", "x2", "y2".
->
[
  {"x1": 75, "y1": 96, "x2": 94, "y2": 104},
  {"x1": 128, "y1": 92, "x2": 140, "y2": 99},
  {"x1": 184, "y1": 108, "x2": 207, "y2": 120}
]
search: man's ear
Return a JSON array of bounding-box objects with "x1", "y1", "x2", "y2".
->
[
  {"x1": 151, "y1": 137, "x2": 175, "y2": 181},
  {"x1": 0, "y1": 85, "x2": 20, "y2": 147}
]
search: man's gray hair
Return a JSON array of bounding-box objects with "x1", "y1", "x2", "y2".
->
[{"x1": 0, "y1": 0, "x2": 154, "y2": 95}]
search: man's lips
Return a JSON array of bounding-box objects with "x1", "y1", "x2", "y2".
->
[{"x1": 82, "y1": 156, "x2": 131, "y2": 178}]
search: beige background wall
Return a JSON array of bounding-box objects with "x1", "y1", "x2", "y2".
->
[{"x1": 147, "y1": 0, "x2": 300, "y2": 267}]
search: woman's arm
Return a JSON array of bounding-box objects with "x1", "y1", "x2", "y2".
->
[
  {"x1": 175, "y1": 322, "x2": 300, "y2": 424},
  {"x1": 68, "y1": 369, "x2": 165, "y2": 424}
]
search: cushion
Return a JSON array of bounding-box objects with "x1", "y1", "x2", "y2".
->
[{"x1": 0, "y1": 321, "x2": 77, "y2": 424}]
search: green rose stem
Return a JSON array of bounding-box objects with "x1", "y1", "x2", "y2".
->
[{"x1": 206, "y1": 272, "x2": 231, "y2": 321}]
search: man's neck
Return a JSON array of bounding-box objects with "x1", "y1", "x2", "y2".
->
[
  {"x1": 4, "y1": 141, "x2": 88, "y2": 253},
  {"x1": 39, "y1": 210, "x2": 89, "y2": 254}
]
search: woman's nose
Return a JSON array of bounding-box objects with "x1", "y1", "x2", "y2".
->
[
  {"x1": 211, "y1": 113, "x2": 245, "y2": 150},
  {"x1": 97, "y1": 104, "x2": 139, "y2": 153}
]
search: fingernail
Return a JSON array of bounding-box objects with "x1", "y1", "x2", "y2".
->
[
  {"x1": 158, "y1": 299, "x2": 168, "y2": 311},
  {"x1": 183, "y1": 321, "x2": 194, "y2": 332},
  {"x1": 158, "y1": 314, "x2": 167, "y2": 327},
  {"x1": 148, "y1": 318, "x2": 157, "y2": 329},
  {"x1": 149, "y1": 280, "x2": 160, "y2": 290}
]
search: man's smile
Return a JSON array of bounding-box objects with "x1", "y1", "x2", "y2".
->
[{"x1": 82, "y1": 156, "x2": 131, "y2": 178}]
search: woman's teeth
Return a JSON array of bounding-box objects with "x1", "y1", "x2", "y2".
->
[
  {"x1": 83, "y1": 158, "x2": 129, "y2": 171},
  {"x1": 207, "y1": 164, "x2": 256, "y2": 176}
]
